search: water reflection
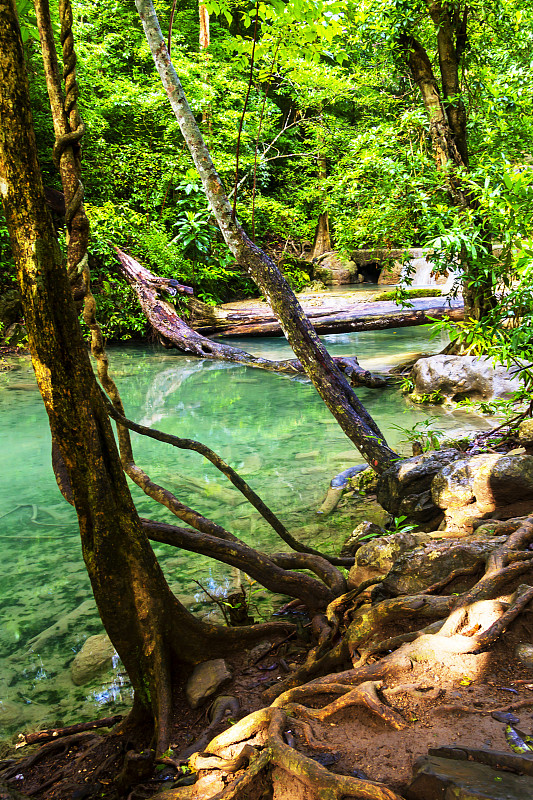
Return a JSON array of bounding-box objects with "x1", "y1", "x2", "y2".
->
[{"x1": 0, "y1": 327, "x2": 492, "y2": 736}]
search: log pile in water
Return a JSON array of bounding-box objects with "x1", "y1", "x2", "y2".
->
[
  {"x1": 191, "y1": 293, "x2": 464, "y2": 338},
  {"x1": 113, "y1": 249, "x2": 387, "y2": 388}
]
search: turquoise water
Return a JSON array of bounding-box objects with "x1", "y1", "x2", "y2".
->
[{"x1": 0, "y1": 327, "x2": 490, "y2": 738}]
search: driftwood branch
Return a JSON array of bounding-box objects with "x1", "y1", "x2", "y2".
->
[{"x1": 104, "y1": 396, "x2": 353, "y2": 568}]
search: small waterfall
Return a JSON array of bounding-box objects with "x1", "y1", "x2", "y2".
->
[
  {"x1": 403, "y1": 250, "x2": 460, "y2": 291},
  {"x1": 410, "y1": 255, "x2": 435, "y2": 286}
]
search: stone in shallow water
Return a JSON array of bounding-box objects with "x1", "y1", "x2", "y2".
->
[
  {"x1": 185, "y1": 659, "x2": 232, "y2": 709},
  {"x1": 70, "y1": 633, "x2": 116, "y2": 686},
  {"x1": 411, "y1": 354, "x2": 520, "y2": 402},
  {"x1": 407, "y1": 754, "x2": 533, "y2": 800}
]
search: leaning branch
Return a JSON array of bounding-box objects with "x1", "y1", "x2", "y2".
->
[{"x1": 134, "y1": 0, "x2": 399, "y2": 472}]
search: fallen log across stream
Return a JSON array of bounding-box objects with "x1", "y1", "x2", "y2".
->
[
  {"x1": 114, "y1": 248, "x2": 388, "y2": 388},
  {"x1": 192, "y1": 293, "x2": 465, "y2": 338}
]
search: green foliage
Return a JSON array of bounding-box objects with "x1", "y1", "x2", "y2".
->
[
  {"x1": 358, "y1": 515, "x2": 417, "y2": 541},
  {"x1": 14, "y1": 0, "x2": 40, "y2": 44},
  {"x1": 391, "y1": 418, "x2": 446, "y2": 452},
  {"x1": 3, "y1": 0, "x2": 531, "y2": 357},
  {"x1": 278, "y1": 257, "x2": 311, "y2": 292},
  {"x1": 409, "y1": 390, "x2": 445, "y2": 406},
  {"x1": 0, "y1": 210, "x2": 15, "y2": 294},
  {"x1": 378, "y1": 288, "x2": 442, "y2": 301}
]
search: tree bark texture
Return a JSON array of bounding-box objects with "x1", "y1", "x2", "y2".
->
[{"x1": 134, "y1": 0, "x2": 399, "y2": 473}]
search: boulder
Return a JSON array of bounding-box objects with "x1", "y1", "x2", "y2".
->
[
  {"x1": 432, "y1": 453, "x2": 533, "y2": 525},
  {"x1": 313, "y1": 253, "x2": 358, "y2": 286},
  {"x1": 411, "y1": 355, "x2": 520, "y2": 402},
  {"x1": 380, "y1": 535, "x2": 507, "y2": 597},
  {"x1": 185, "y1": 659, "x2": 232, "y2": 709},
  {"x1": 70, "y1": 633, "x2": 116, "y2": 686},
  {"x1": 407, "y1": 754, "x2": 533, "y2": 800},
  {"x1": 377, "y1": 448, "x2": 460, "y2": 523},
  {"x1": 518, "y1": 418, "x2": 533, "y2": 444},
  {"x1": 347, "y1": 530, "x2": 432, "y2": 589}
]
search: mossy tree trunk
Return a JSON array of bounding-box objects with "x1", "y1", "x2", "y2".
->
[
  {"x1": 399, "y1": 3, "x2": 495, "y2": 323},
  {"x1": 0, "y1": 0, "x2": 292, "y2": 754}
]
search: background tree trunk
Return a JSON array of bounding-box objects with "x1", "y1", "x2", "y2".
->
[{"x1": 399, "y1": 15, "x2": 495, "y2": 323}]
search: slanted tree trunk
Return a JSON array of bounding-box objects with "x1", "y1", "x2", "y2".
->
[
  {"x1": 0, "y1": 0, "x2": 295, "y2": 754},
  {"x1": 399, "y1": 4, "x2": 495, "y2": 323},
  {"x1": 135, "y1": 0, "x2": 399, "y2": 473}
]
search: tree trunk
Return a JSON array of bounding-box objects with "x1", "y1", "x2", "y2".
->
[
  {"x1": 0, "y1": 0, "x2": 293, "y2": 754},
  {"x1": 135, "y1": 0, "x2": 399, "y2": 473},
  {"x1": 310, "y1": 152, "x2": 331, "y2": 259},
  {"x1": 204, "y1": 304, "x2": 465, "y2": 338},
  {"x1": 399, "y1": 23, "x2": 495, "y2": 322}
]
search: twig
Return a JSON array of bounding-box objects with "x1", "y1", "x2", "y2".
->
[{"x1": 192, "y1": 579, "x2": 230, "y2": 625}]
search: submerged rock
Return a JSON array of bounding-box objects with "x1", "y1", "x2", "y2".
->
[
  {"x1": 185, "y1": 659, "x2": 232, "y2": 709},
  {"x1": 70, "y1": 633, "x2": 116, "y2": 686},
  {"x1": 407, "y1": 753, "x2": 533, "y2": 800},
  {"x1": 411, "y1": 354, "x2": 520, "y2": 402}
]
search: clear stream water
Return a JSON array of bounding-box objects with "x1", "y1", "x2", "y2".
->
[{"x1": 0, "y1": 326, "x2": 492, "y2": 739}]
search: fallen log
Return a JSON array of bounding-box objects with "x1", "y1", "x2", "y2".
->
[
  {"x1": 113, "y1": 248, "x2": 387, "y2": 388},
  {"x1": 201, "y1": 304, "x2": 465, "y2": 338},
  {"x1": 15, "y1": 715, "x2": 123, "y2": 747}
]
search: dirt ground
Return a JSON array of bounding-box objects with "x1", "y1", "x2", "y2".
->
[{"x1": 3, "y1": 606, "x2": 533, "y2": 800}]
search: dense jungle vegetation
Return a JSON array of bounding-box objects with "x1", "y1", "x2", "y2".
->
[
  {"x1": 1, "y1": 0, "x2": 533, "y2": 356},
  {"x1": 5, "y1": 3, "x2": 533, "y2": 798}
]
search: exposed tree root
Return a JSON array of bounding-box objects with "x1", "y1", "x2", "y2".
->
[
  {"x1": 169, "y1": 707, "x2": 405, "y2": 800},
  {"x1": 0, "y1": 732, "x2": 98, "y2": 781},
  {"x1": 274, "y1": 679, "x2": 407, "y2": 729}
]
